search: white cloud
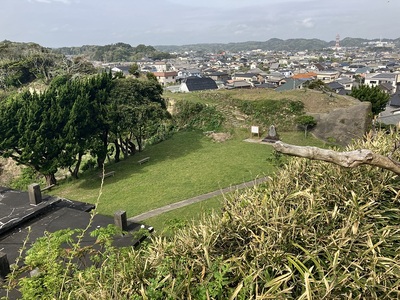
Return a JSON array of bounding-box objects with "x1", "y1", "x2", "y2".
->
[{"x1": 299, "y1": 18, "x2": 315, "y2": 28}]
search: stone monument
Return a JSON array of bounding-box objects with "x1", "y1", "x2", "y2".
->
[{"x1": 262, "y1": 125, "x2": 280, "y2": 143}]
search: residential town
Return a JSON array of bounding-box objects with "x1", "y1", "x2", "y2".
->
[{"x1": 105, "y1": 42, "x2": 400, "y2": 126}]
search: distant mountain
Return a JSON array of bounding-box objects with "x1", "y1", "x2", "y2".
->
[{"x1": 154, "y1": 37, "x2": 400, "y2": 53}]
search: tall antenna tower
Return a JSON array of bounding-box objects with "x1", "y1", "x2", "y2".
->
[{"x1": 335, "y1": 34, "x2": 340, "y2": 49}]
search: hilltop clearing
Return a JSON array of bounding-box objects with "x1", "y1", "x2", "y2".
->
[{"x1": 166, "y1": 88, "x2": 370, "y2": 145}]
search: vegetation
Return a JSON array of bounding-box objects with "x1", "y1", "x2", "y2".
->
[
  {"x1": 236, "y1": 98, "x2": 305, "y2": 131},
  {"x1": 296, "y1": 115, "x2": 317, "y2": 137},
  {"x1": 349, "y1": 84, "x2": 390, "y2": 115},
  {"x1": 173, "y1": 100, "x2": 225, "y2": 131},
  {"x1": 4, "y1": 130, "x2": 400, "y2": 299},
  {"x1": 56, "y1": 42, "x2": 174, "y2": 62},
  {"x1": 0, "y1": 40, "x2": 96, "y2": 90},
  {"x1": 0, "y1": 72, "x2": 169, "y2": 185},
  {"x1": 154, "y1": 37, "x2": 400, "y2": 53}
]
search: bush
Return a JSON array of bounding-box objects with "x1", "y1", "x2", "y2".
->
[
  {"x1": 81, "y1": 158, "x2": 97, "y2": 172},
  {"x1": 10, "y1": 167, "x2": 43, "y2": 190},
  {"x1": 173, "y1": 100, "x2": 225, "y2": 131},
  {"x1": 236, "y1": 98, "x2": 305, "y2": 131}
]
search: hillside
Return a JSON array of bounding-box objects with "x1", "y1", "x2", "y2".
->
[
  {"x1": 165, "y1": 88, "x2": 368, "y2": 145},
  {"x1": 154, "y1": 37, "x2": 400, "y2": 53},
  {"x1": 55, "y1": 42, "x2": 174, "y2": 62},
  {"x1": 0, "y1": 40, "x2": 96, "y2": 90}
]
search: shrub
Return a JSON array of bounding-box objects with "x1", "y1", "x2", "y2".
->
[
  {"x1": 236, "y1": 98, "x2": 305, "y2": 131},
  {"x1": 173, "y1": 100, "x2": 225, "y2": 131}
]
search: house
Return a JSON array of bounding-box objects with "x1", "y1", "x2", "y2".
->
[
  {"x1": 365, "y1": 73, "x2": 398, "y2": 94},
  {"x1": 254, "y1": 82, "x2": 276, "y2": 89},
  {"x1": 354, "y1": 66, "x2": 372, "y2": 77},
  {"x1": 275, "y1": 78, "x2": 310, "y2": 91},
  {"x1": 389, "y1": 88, "x2": 400, "y2": 107},
  {"x1": 153, "y1": 61, "x2": 167, "y2": 72},
  {"x1": 232, "y1": 73, "x2": 258, "y2": 83},
  {"x1": 309, "y1": 63, "x2": 325, "y2": 72},
  {"x1": 153, "y1": 71, "x2": 178, "y2": 86},
  {"x1": 206, "y1": 71, "x2": 231, "y2": 82},
  {"x1": 110, "y1": 65, "x2": 131, "y2": 76},
  {"x1": 280, "y1": 69, "x2": 294, "y2": 78},
  {"x1": 177, "y1": 68, "x2": 202, "y2": 79},
  {"x1": 316, "y1": 70, "x2": 340, "y2": 83},
  {"x1": 336, "y1": 78, "x2": 355, "y2": 91},
  {"x1": 348, "y1": 64, "x2": 366, "y2": 72},
  {"x1": 270, "y1": 62, "x2": 280, "y2": 70},
  {"x1": 226, "y1": 80, "x2": 253, "y2": 89},
  {"x1": 292, "y1": 72, "x2": 317, "y2": 80},
  {"x1": 327, "y1": 81, "x2": 346, "y2": 95},
  {"x1": 179, "y1": 76, "x2": 218, "y2": 92},
  {"x1": 340, "y1": 71, "x2": 356, "y2": 80}
]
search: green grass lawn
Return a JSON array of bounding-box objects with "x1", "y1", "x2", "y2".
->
[
  {"x1": 51, "y1": 129, "x2": 330, "y2": 231},
  {"x1": 145, "y1": 196, "x2": 224, "y2": 235}
]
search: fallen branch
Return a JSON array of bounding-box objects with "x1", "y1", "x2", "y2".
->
[{"x1": 273, "y1": 141, "x2": 400, "y2": 176}]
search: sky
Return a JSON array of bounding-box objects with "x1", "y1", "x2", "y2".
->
[{"x1": 1, "y1": 0, "x2": 399, "y2": 48}]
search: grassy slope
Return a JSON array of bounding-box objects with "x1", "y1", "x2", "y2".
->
[
  {"x1": 50, "y1": 88, "x2": 348, "y2": 231},
  {"x1": 164, "y1": 88, "x2": 359, "y2": 113},
  {"x1": 51, "y1": 129, "x2": 329, "y2": 232}
]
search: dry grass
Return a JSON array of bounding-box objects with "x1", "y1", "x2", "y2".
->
[{"x1": 166, "y1": 88, "x2": 360, "y2": 114}]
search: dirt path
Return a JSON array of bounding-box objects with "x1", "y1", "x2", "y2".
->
[{"x1": 128, "y1": 176, "x2": 270, "y2": 222}]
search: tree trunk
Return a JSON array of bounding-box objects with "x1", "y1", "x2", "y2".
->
[
  {"x1": 70, "y1": 152, "x2": 83, "y2": 179},
  {"x1": 128, "y1": 141, "x2": 136, "y2": 156},
  {"x1": 97, "y1": 130, "x2": 108, "y2": 169},
  {"x1": 273, "y1": 141, "x2": 400, "y2": 175},
  {"x1": 122, "y1": 138, "x2": 129, "y2": 159},
  {"x1": 44, "y1": 173, "x2": 56, "y2": 186},
  {"x1": 136, "y1": 136, "x2": 143, "y2": 152},
  {"x1": 114, "y1": 139, "x2": 121, "y2": 163}
]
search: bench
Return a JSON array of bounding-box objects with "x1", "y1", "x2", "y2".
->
[
  {"x1": 41, "y1": 184, "x2": 55, "y2": 192},
  {"x1": 137, "y1": 157, "x2": 150, "y2": 165},
  {"x1": 98, "y1": 171, "x2": 115, "y2": 178}
]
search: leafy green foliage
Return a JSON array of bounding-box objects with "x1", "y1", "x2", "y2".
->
[
  {"x1": 349, "y1": 84, "x2": 390, "y2": 115},
  {"x1": 109, "y1": 77, "x2": 170, "y2": 156},
  {"x1": 56, "y1": 43, "x2": 173, "y2": 62},
  {"x1": 237, "y1": 98, "x2": 305, "y2": 130},
  {"x1": 0, "y1": 72, "x2": 168, "y2": 183},
  {"x1": 173, "y1": 100, "x2": 225, "y2": 131},
  {"x1": 296, "y1": 115, "x2": 317, "y2": 137},
  {"x1": 0, "y1": 41, "x2": 77, "y2": 89},
  {"x1": 9, "y1": 167, "x2": 43, "y2": 190},
  {"x1": 305, "y1": 79, "x2": 330, "y2": 92}
]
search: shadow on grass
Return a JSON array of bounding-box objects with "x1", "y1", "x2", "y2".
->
[{"x1": 67, "y1": 130, "x2": 205, "y2": 191}]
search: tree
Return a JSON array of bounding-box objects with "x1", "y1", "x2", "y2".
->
[
  {"x1": 128, "y1": 63, "x2": 140, "y2": 78},
  {"x1": 296, "y1": 115, "x2": 317, "y2": 137},
  {"x1": 349, "y1": 84, "x2": 390, "y2": 115},
  {"x1": 0, "y1": 72, "x2": 114, "y2": 183},
  {"x1": 0, "y1": 89, "x2": 70, "y2": 185},
  {"x1": 306, "y1": 79, "x2": 330, "y2": 92},
  {"x1": 109, "y1": 77, "x2": 169, "y2": 159},
  {"x1": 83, "y1": 71, "x2": 114, "y2": 169}
]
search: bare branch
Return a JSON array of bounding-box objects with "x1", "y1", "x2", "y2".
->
[{"x1": 273, "y1": 141, "x2": 400, "y2": 175}]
